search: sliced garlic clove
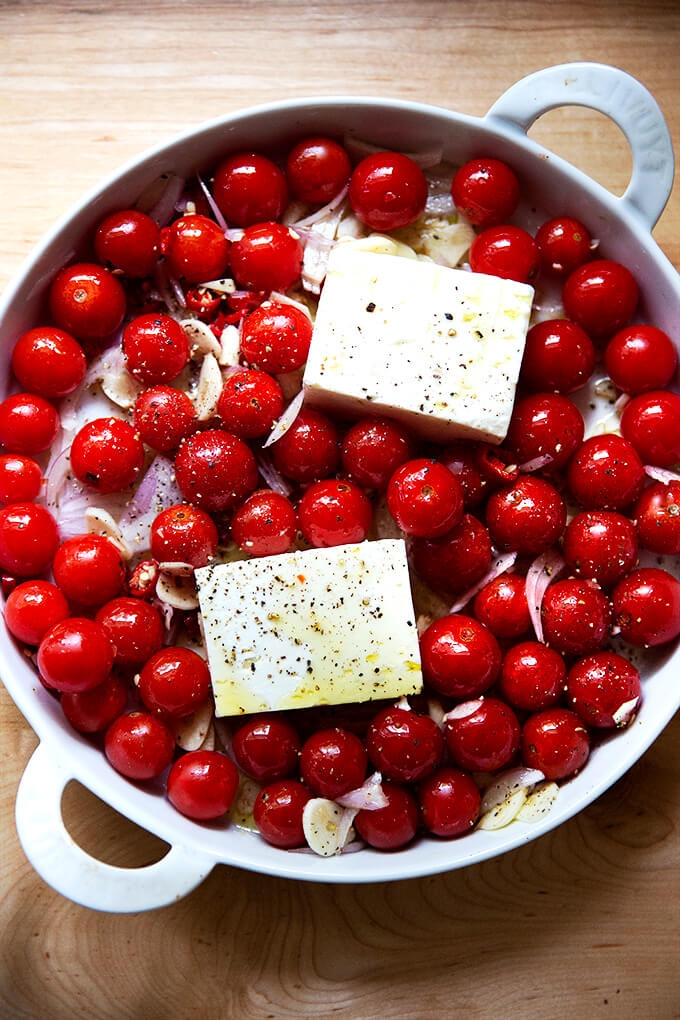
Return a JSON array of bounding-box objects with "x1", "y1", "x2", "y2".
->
[
  {"x1": 198, "y1": 721, "x2": 216, "y2": 751},
  {"x1": 302, "y1": 798, "x2": 345, "y2": 856},
  {"x1": 196, "y1": 277, "x2": 236, "y2": 295},
  {"x1": 230, "y1": 776, "x2": 262, "y2": 830},
  {"x1": 193, "y1": 352, "x2": 222, "y2": 422},
  {"x1": 172, "y1": 700, "x2": 214, "y2": 751},
  {"x1": 480, "y1": 767, "x2": 545, "y2": 815},
  {"x1": 156, "y1": 570, "x2": 199, "y2": 610},
  {"x1": 516, "y1": 781, "x2": 559, "y2": 823},
  {"x1": 158, "y1": 560, "x2": 194, "y2": 577},
  {"x1": 219, "y1": 324, "x2": 241, "y2": 366},
  {"x1": 180, "y1": 318, "x2": 223, "y2": 359},
  {"x1": 478, "y1": 789, "x2": 527, "y2": 830},
  {"x1": 85, "y1": 507, "x2": 132, "y2": 559}
]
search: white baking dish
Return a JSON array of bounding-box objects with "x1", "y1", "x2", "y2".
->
[{"x1": 1, "y1": 62, "x2": 678, "y2": 912}]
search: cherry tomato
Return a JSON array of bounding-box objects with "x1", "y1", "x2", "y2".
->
[
  {"x1": 254, "y1": 779, "x2": 311, "y2": 849},
  {"x1": 49, "y1": 262, "x2": 126, "y2": 341},
  {"x1": 567, "y1": 651, "x2": 641, "y2": 728},
  {"x1": 286, "y1": 137, "x2": 352, "y2": 203},
  {"x1": 562, "y1": 259, "x2": 638, "y2": 337},
  {"x1": 298, "y1": 479, "x2": 372, "y2": 547},
  {"x1": 300, "y1": 727, "x2": 368, "y2": 797},
  {"x1": 272, "y1": 407, "x2": 340, "y2": 483},
  {"x1": 541, "y1": 579, "x2": 611, "y2": 655},
  {"x1": 175, "y1": 429, "x2": 258, "y2": 512},
  {"x1": 167, "y1": 750, "x2": 239, "y2": 820},
  {"x1": 53, "y1": 534, "x2": 126, "y2": 607},
  {"x1": 133, "y1": 385, "x2": 197, "y2": 452},
  {"x1": 486, "y1": 476, "x2": 566, "y2": 555},
  {"x1": 95, "y1": 597, "x2": 164, "y2": 667},
  {"x1": 230, "y1": 223, "x2": 303, "y2": 292},
  {"x1": 567, "y1": 434, "x2": 645, "y2": 510},
  {"x1": 419, "y1": 767, "x2": 481, "y2": 838},
  {"x1": 604, "y1": 325, "x2": 677, "y2": 396},
  {"x1": 620, "y1": 389, "x2": 680, "y2": 467},
  {"x1": 499, "y1": 641, "x2": 566, "y2": 712},
  {"x1": 138, "y1": 646, "x2": 211, "y2": 718},
  {"x1": 161, "y1": 214, "x2": 230, "y2": 284},
  {"x1": 445, "y1": 698, "x2": 520, "y2": 773},
  {"x1": 420, "y1": 614, "x2": 501, "y2": 699},
  {"x1": 521, "y1": 709, "x2": 590, "y2": 779},
  {"x1": 411, "y1": 513, "x2": 492, "y2": 594},
  {"x1": 94, "y1": 209, "x2": 160, "y2": 278},
  {"x1": 123, "y1": 313, "x2": 190, "y2": 385},
  {"x1": 105, "y1": 711, "x2": 175, "y2": 780},
  {"x1": 611, "y1": 567, "x2": 680, "y2": 647},
  {"x1": 0, "y1": 502, "x2": 59, "y2": 577},
  {"x1": 505, "y1": 392, "x2": 585, "y2": 470},
  {"x1": 231, "y1": 490, "x2": 298, "y2": 557},
  {"x1": 438, "y1": 443, "x2": 487, "y2": 508},
  {"x1": 4, "y1": 580, "x2": 69, "y2": 645},
  {"x1": 37, "y1": 617, "x2": 113, "y2": 693},
  {"x1": 217, "y1": 369, "x2": 284, "y2": 439},
  {"x1": 61, "y1": 673, "x2": 129, "y2": 734},
  {"x1": 11, "y1": 327, "x2": 87, "y2": 398},
  {"x1": 213, "y1": 152, "x2": 288, "y2": 227},
  {"x1": 473, "y1": 572, "x2": 531, "y2": 640},
  {"x1": 150, "y1": 504, "x2": 218, "y2": 568},
  {"x1": 535, "y1": 215, "x2": 592, "y2": 275},
  {"x1": 0, "y1": 393, "x2": 60, "y2": 455},
  {"x1": 240, "y1": 300, "x2": 313, "y2": 374},
  {"x1": 341, "y1": 417, "x2": 413, "y2": 491},
  {"x1": 366, "y1": 707, "x2": 443, "y2": 783},
  {"x1": 521, "y1": 320, "x2": 595, "y2": 394},
  {"x1": 232, "y1": 715, "x2": 301, "y2": 782},
  {"x1": 71, "y1": 417, "x2": 144, "y2": 494},
  {"x1": 562, "y1": 510, "x2": 638, "y2": 587},
  {"x1": 349, "y1": 152, "x2": 428, "y2": 231},
  {"x1": 633, "y1": 480, "x2": 680, "y2": 554},
  {"x1": 387, "y1": 459, "x2": 463, "y2": 538},
  {"x1": 469, "y1": 225, "x2": 539, "y2": 283},
  {"x1": 354, "y1": 782, "x2": 419, "y2": 850},
  {"x1": 451, "y1": 157, "x2": 520, "y2": 228},
  {"x1": 0, "y1": 455, "x2": 42, "y2": 505}
]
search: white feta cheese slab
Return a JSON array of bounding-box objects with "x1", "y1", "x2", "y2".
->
[
  {"x1": 302, "y1": 246, "x2": 534, "y2": 444},
  {"x1": 195, "y1": 539, "x2": 422, "y2": 717}
]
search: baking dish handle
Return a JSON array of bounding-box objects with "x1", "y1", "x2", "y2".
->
[
  {"x1": 486, "y1": 62, "x2": 675, "y2": 230},
  {"x1": 15, "y1": 743, "x2": 214, "y2": 912}
]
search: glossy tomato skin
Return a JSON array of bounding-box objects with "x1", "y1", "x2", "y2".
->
[
  {"x1": 562, "y1": 511, "x2": 638, "y2": 588},
  {"x1": 562, "y1": 259, "x2": 638, "y2": 337},
  {"x1": 604, "y1": 325, "x2": 677, "y2": 395},
  {"x1": 61, "y1": 673, "x2": 129, "y2": 734},
  {"x1": 0, "y1": 393, "x2": 60, "y2": 455},
  {"x1": 566, "y1": 651, "x2": 641, "y2": 728},
  {"x1": 633, "y1": 480, "x2": 680, "y2": 554},
  {"x1": 12, "y1": 327, "x2": 87, "y2": 398},
  {"x1": 174, "y1": 429, "x2": 258, "y2": 512},
  {"x1": 232, "y1": 716, "x2": 301, "y2": 782},
  {"x1": 254, "y1": 779, "x2": 311, "y2": 849},
  {"x1": 505, "y1": 392, "x2": 585, "y2": 470},
  {"x1": 52, "y1": 534, "x2": 126, "y2": 608},
  {"x1": 341, "y1": 417, "x2": 413, "y2": 491},
  {"x1": 49, "y1": 262, "x2": 126, "y2": 342},
  {"x1": 4, "y1": 580, "x2": 69, "y2": 645},
  {"x1": 486, "y1": 477, "x2": 566, "y2": 555},
  {"x1": 231, "y1": 490, "x2": 298, "y2": 557},
  {"x1": 521, "y1": 708, "x2": 590, "y2": 780},
  {"x1": 438, "y1": 443, "x2": 487, "y2": 508},
  {"x1": 37, "y1": 617, "x2": 114, "y2": 693},
  {"x1": 94, "y1": 209, "x2": 160, "y2": 278},
  {"x1": 473, "y1": 573, "x2": 531, "y2": 640},
  {"x1": 499, "y1": 641, "x2": 567, "y2": 712},
  {"x1": 213, "y1": 152, "x2": 288, "y2": 226},
  {"x1": 105, "y1": 711, "x2": 175, "y2": 780},
  {"x1": 95, "y1": 597, "x2": 164, "y2": 668},
  {"x1": 620, "y1": 390, "x2": 680, "y2": 467},
  {"x1": 387, "y1": 459, "x2": 463, "y2": 538},
  {"x1": 138, "y1": 646, "x2": 211, "y2": 718},
  {"x1": 521, "y1": 320, "x2": 595, "y2": 394},
  {"x1": 411, "y1": 514, "x2": 492, "y2": 595},
  {"x1": 300, "y1": 727, "x2": 368, "y2": 798},
  {"x1": 349, "y1": 152, "x2": 428, "y2": 231},
  {"x1": 451, "y1": 158, "x2": 520, "y2": 227},
  {"x1": 133, "y1": 385, "x2": 197, "y2": 452},
  {"x1": 567, "y1": 435, "x2": 645, "y2": 510},
  {"x1": 0, "y1": 455, "x2": 42, "y2": 505},
  {"x1": 299, "y1": 479, "x2": 372, "y2": 548},
  {"x1": 217, "y1": 368, "x2": 284, "y2": 439},
  {"x1": 418, "y1": 767, "x2": 481, "y2": 838},
  {"x1": 272, "y1": 408, "x2": 340, "y2": 483},
  {"x1": 420, "y1": 614, "x2": 501, "y2": 699},
  {"x1": 541, "y1": 579, "x2": 611, "y2": 656},
  {"x1": 535, "y1": 215, "x2": 592, "y2": 275},
  {"x1": 286, "y1": 136, "x2": 352, "y2": 203},
  {"x1": 366, "y1": 707, "x2": 443, "y2": 783},
  {"x1": 445, "y1": 698, "x2": 520, "y2": 773},
  {"x1": 230, "y1": 223, "x2": 303, "y2": 293},
  {"x1": 123, "y1": 313, "x2": 190, "y2": 385},
  {"x1": 240, "y1": 301, "x2": 312, "y2": 374},
  {"x1": 150, "y1": 504, "x2": 219, "y2": 568},
  {"x1": 0, "y1": 502, "x2": 59, "y2": 577},
  {"x1": 611, "y1": 567, "x2": 680, "y2": 647},
  {"x1": 167, "y1": 750, "x2": 239, "y2": 820},
  {"x1": 70, "y1": 417, "x2": 144, "y2": 494},
  {"x1": 161, "y1": 214, "x2": 230, "y2": 284},
  {"x1": 469, "y1": 225, "x2": 539, "y2": 283},
  {"x1": 354, "y1": 782, "x2": 419, "y2": 850}
]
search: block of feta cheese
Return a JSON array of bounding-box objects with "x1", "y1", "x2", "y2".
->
[
  {"x1": 194, "y1": 539, "x2": 422, "y2": 717},
  {"x1": 303, "y1": 245, "x2": 534, "y2": 444}
]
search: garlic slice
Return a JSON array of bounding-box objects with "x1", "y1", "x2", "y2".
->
[
  {"x1": 179, "y1": 318, "x2": 222, "y2": 359},
  {"x1": 302, "y1": 798, "x2": 345, "y2": 856},
  {"x1": 156, "y1": 567, "x2": 199, "y2": 609},
  {"x1": 478, "y1": 789, "x2": 527, "y2": 830},
  {"x1": 198, "y1": 721, "x2": 216, "y2": 752},
  {"x1": 172, "y1": 700, "x2": 214, "y2": 751},
  {"x1": 100, "y1": 362, "x2": 144, "y2": 409},
  {"x1": 84, "y1": 508, "x2": 131, "y2": 559},
  {"x1": 516, "y1": 781, "x2": 559, "y2": 823},
  {"x1": 194, "y1": 353, "x2": 222, "y2": 421},
  {"x1": 219, "y1": 324, "x2": 241, "y2": 366}
]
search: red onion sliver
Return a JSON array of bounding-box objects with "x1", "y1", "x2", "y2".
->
[
  {"x1": 336, "y1": 772, "x2": 388, "y2": 811},
  {"x1": 268, "y1": 292, "x2": 313, "y2": 319},
  {"x1": 614, "y1": 392, "x2": 630, "y2": 414},
  {"x1": 612, "y1": 696, "x2": 641, "y2": 727},
  {"x1": 167, "y1": 272, "x2": 186, "y2": 308},
  {"x1": 340, "y1": 839, "x2": 367, "y2": 855},
  {"x1": 342, "y1": 133, "x2": 444, "y2": 169},
  {"x1": 518, "y1": 454, "x2": 554, "y2": 473},
  {"x1": 427, "y1": 697, "x2": 447, "y2": 731},
  {"x1": 225, "y1": 227, "x2": 244, "y2": 242},
  {"x1": 449, "y1": 551, "x2": 518, "y2": 613},
  {"x1": 525, "y1": 548, "x2": 567, "y2": 643},
  {"x1": 644, "y1": 464, "x2": 680, "y2": 484},
  {"x1": 196, "y1": 173, "x2": 228, "y2": 233},
  {"x1": 263, "y1": 389, "x2": 305, "y2": 449},
  {"x1": 148, "y1": 174, "x2": 186, "y2": 227},
  {"x1": 255, "y1": 450, "x2": 294, "y2": 497},
  {"x1": 291, "y1": 184, "x2": 349, "y2": 230},
  {"x1": 444, "y1": 699, "x2": 484, "y2": 722}
]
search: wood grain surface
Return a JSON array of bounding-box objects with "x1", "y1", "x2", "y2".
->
[{"x1": 1, "y1": 2, "x2": 680, "y2": 1017}]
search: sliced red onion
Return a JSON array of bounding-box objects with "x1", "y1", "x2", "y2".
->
[
  {"x1": 644, "y1": 465, "x2": 680, "y2": 484},
  {"x1": 449, "y1": 551, "x2": 518, "y2": 613},
  {"x1": 342, "y1": 133, "x2": 444, "y2": 169},
  {"x1": 224, "y1": 227, "x2": 244, "y2": 242},
  {"x1": 444, "y1": 699, "x2": 484, "y2": 722},
  {"x1": 612, "y1": 695, "x2": 641, "y2": 727},
  {"x1": 427, "y1": 697, "x2": 446, "y2": 730},
  {"x1": 196, "y1": 173, "x2": 228, "y2": 232},
  {"x1": 614, "y1": 392, "x2": 630, "y2": 414},
  {"x1": 340, "y1": 839, "x2": 366, "y2": 855},
  {"x1": 255, "y1": 450, "x2": 294, "y2": 496},
  {"x1": 118, "y1": 456, "x2": 183, "y2": 551},
  {"x1": 268, "y1": 292, "x2": 313, "y2": 319},
  {"x1": 147, "y1": 173, "x2": 186, "y2": 227},
  {"x1": 526, "y1": 549, "x2": 567, "y2": 643},
  {"x1": 291, "y1": 185, "x2": 349, "y2": 231},
  {"x1": 263, "y1": 389, "x2": 305, "y2": 448},
  {"x1": 167, "y1": 273, "x2": 186, "y2": 308},
  {"x1": 153, "y1": 263, "x2": 175, "y2": 312},
  {"x1": 480, "y1": 766, "x2": 545, "y2": 815},
  {"x1": 518, "y1": 453, "x2": 554, "y2": 473},
  {"x1": 336, "y1": 772, "x2": 388, "y2": 811}
]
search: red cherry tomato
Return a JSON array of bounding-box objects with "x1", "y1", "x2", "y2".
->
[
  {"x1": 61, "y1": 673, "x2": 129, "y2": 734},
  {"x1": 604, "y1": 325, "x2": 677, "y2": 396},
  {"x1": 611, "y1": 567, "x2": 680, "y2": 647},
  {"x1": 562, "y1": 259, "x2": 638, "y2": 337},
  {"x1": 0, "y1": 502, "x2": 59, "y2": 577},
  {"x1": 438, "y1": 443, "x2": 487, "y2": 508},
  {"x1": 521, "y1": 320, "x2": 596, "y2": 394},
  {"x1": 349, "y1": 152, "x2": 428, "y2": 231},
  {"x1": 133, "y1": 385, "x2": 197, "y2": 452},
  {"x1": 95, "y1": 597, "x2": 164, "y2": 668},
  {"x1": 562, "y1": 510, "x2": 638, "y2": 587},
  {"x1": 499, "y1": 641, "x2": 566, "y2": 712},
  {"x1": 286, "y1": 137, "x2": 352, "y2": 204},
  {"x1": 138, "y1": 646, "x2": 211, "y2": 718},
  {"x1": 230, "y1": 223, "x2": 303, "y2": 292},
  {"x1": 0, "y1": 455, "x2": 42, "y2": 505},
  {"x1": 175, "y1": 429, "x2": 258, "y2": 512},
  {"x1": 486, "y1": 476, "x2": 566, "y2": 556},
  {"x1": 634, "y1": 480, "x2": 680, "y2": 554},
  {"x1": 94, "y1": 209, "x2": 160, "y2": 278},
  {"x1": 387, "y1": 459, "x2": 463, "y2": 538},
  {"x1": 535, "y1": 216, "x2": 592, "y2": 275},
  {"x1": 240, "y1": 301, "x2": 312, "y2": 374},
  {"x1": 150, "y1": 504, "x2": 218, "y2": 568},
  {"x1": 620, "y1": 389, "x2": 680, "y2": 467},
  {"x1": 473, "y1": 572, "x2": 531, "y2": 640},
  {"x1": 354, "y1": 782, "x2": 419, "y2": 850},
  {"x1": 232, "y1": 715, "x2": 301, "y2": 782},
  {"x1": 71, "y1": 417, "x2": 144, "y2": 494},
  {"x1": 105, "y1": 711, "x2": 175, "y2": 780},
  {"x1": 541, "y1": 579, "x2": 611, "y2": 656},
  {"x1": 167, "y1": 750, "x2": 239, "y2": 820},
  {"x1": 272, "y1": 407, "x2": 340, "y2": 483},
  {"x1": 12, "y1": 327, "x2": 87, "y2": 398},
  {"x1": 411, "y1": 513, "x2": 492, "y2": 595},
  {"x1": 419, "y1": 767, "x2": 480, "y2": 838},
  {"x1": 341, "y1": 417, "x2": 413, "y2": 491},
  {"x1": 505, "y1": 392, "x2": 585, "y2": 470},
  {"x1": 451, "y1": 157, "x2": 520, "y2": 228},
  {"x1": 53, "y1": 534, "x2": 126, "y2": 607},
  {"x1": 567, "y1": 434, "x2": 644, "y2": 510},
  {"x1": 420, "y1": 614, "x2": 501, "y2": 699},
  {"x1": 123, "y1": 313, "x2": 190, "y2": 385},
  {"x1": 212, "y1": 153, "x2": 288, "y2": 227},
  {"x1": 217, "y1": 369, "x2": 284, "y2": 439},
  {"x1": 521, "y1": 708, "x2": 590, "y2": 780},
  {"x1": 366, "y1": 707, "x2": 443, "y2": 783},
  {"x1": 469, "y1": 225, "x2": 539, "y2": 283},
  {"x1": 0, "y1": 393, "x2": 60, "y2": 455},
  {"x1": 4, "y1": 580, "x2": 69, "y2": 645},
  {"x1": 231, "y1": 490, "x2": 298, "y2": 557},
  {"x1": 161, "y1": 214, "x2": 230, "y2": 284},
  {"x1": 49, "y1": 262, "x2": 126, "y2": 342},
  {"x1": 37, "y1": 617, "x2": 113, "y2": 693},
  {"x1": 300, "y1": 727, "x2": 368, "y2": 797},
  {"x1": 567, "y1": 651, "x2": 641, "y2": 728},
  {"x1": 298, "y1": 479, "x2": 372, "y2": 548},
  {"x1": 445, "y1": 698, "x2": 520, "y2": 773},
  {"x1": 254, "y1": 779, "x2": 311, "y2": 849}
]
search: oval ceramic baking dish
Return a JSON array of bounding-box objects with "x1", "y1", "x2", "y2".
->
[{"x1": 1, "y1": 62, "x2": 677, "y2": 912}]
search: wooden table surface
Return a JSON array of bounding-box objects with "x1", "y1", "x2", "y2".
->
[{"x1": 1, "y1": 2, "x2": 680, "y2": 1017}]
